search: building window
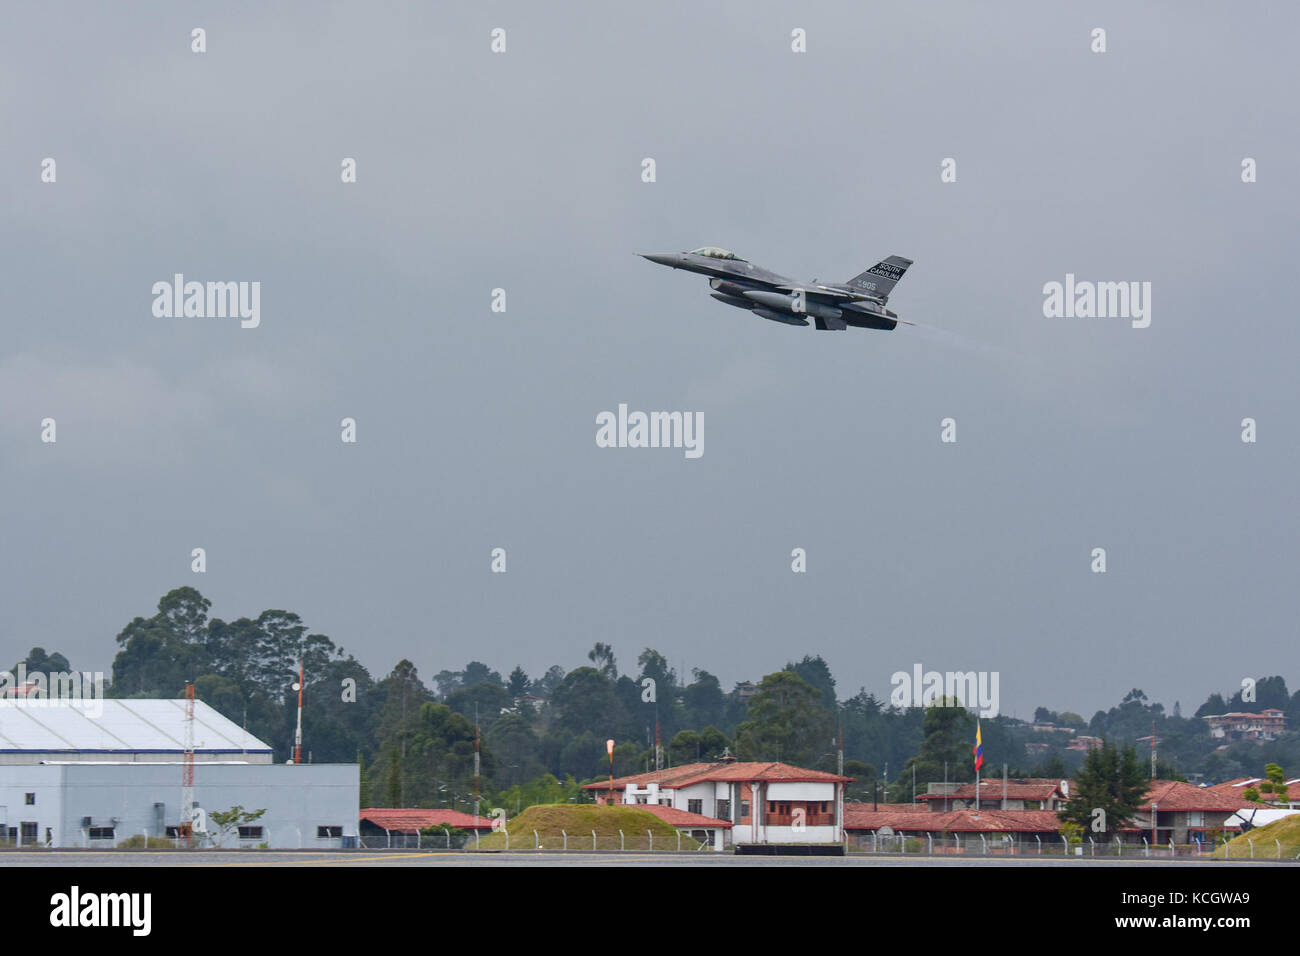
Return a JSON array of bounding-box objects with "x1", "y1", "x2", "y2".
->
[
  {"x1": 165, "y1": 826, "x2": 180, "y2": 838},
  {"x1": 717, "y1": 799, "x2": 731, "y2": 819},
  {"x1": 24, "y1": 793, "x2": 35, "y2": 805},
  {"x1": 317, "y1": 825, "x2": 342, "y2": 838},
  {"x1": 740, "y1": 801, "x2": 750, "y2": 818},
  {"x1": 86, "y1": 826, "x2": 114, "y2": 840},
  {"x1": 687, "y1": 799, "x2": 703, "y2": 815},
  {"x1": 237, "y1": 826, "x2": 264, "y2": 840}
]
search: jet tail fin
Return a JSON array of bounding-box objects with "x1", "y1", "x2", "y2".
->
[{"x1": 845, "y1": 255, "x2": 913, "y2": 301}]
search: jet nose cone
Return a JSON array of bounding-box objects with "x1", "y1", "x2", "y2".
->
[{"x1": 640, "y1": 253, "x2": 678, "y2": 267}]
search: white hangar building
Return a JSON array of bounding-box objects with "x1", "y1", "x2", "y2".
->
[{"x1": 0, "y1": 699, "x2": 358, "y2": 848}]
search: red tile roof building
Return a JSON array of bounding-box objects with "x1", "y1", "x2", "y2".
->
[
  {"x1": 1206, "y1": 776, "x2": 1300, "y2": 808},
  {"x1": 580, "y1": 759, "x2": 852, "y2": 850},
  {"x1": 844, "y1": 804, "x2": 1065, "y2": 852},
  {"x1": 848, "y1": 779, "x2": 1260, "y2": 851},
  {"x1": 1111, "y1": 781, "x2": 1247, "y2": 846},
  {"x1": 359, "y1": 808, "x2": 495, "y2": 832},
  {"x1": 917, "y1": 778, "x2": 1069, "y2": 811}
]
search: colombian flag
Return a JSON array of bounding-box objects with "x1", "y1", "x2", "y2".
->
[{"x1": 973, "y1": 721, "x2": 984, "y2": 772}]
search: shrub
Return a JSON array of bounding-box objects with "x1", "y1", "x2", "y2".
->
[{"x1": 116, "y1": 834, "x2": 175, "y2": 849}]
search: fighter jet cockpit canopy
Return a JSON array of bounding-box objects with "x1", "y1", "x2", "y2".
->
[{"x1": 689, "y1": 247, "x2": 747, "y2": 261}]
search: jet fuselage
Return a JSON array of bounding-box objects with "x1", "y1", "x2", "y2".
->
[{"x1": 640, "y1": 248, "x2": 910, "y2": 332}]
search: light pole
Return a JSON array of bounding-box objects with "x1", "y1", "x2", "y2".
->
[{"x1": 292, "y1": 660, "x2": 304, "y2": 764}]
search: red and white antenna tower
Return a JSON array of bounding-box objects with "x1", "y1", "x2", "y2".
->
[
  {"x1": 654, "y1": 713, "x2": 663, "y2": 772},
  {"x1": 180, "y1": 682, "x2": 195, "y2": 846}
]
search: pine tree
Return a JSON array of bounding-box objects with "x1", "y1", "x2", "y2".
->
[
  {"x1": 358, "y1": 751, "x2": 372, "y2": 808},
  {"x1": 1058, "y1": 739, "x2": 1147, "y2": 838}
]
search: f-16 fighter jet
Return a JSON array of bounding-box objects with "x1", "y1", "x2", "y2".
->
[{"x1": 640, "y1": 247, "x2": 913, "y2": 331}]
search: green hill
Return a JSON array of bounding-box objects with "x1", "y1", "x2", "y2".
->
[
  {"x1": 475, "y1": 804, "x2": 701, "y2": 851},
  {"x1": 1215, "y1": 814, "x2": 1300, "y2": 859}
]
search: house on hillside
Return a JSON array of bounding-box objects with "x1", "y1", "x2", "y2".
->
[
  {"x1": 582, "y1": 758, "x2": 851, "y2": 851},
  {"x1": 1203, "y1": 709, "x2": 1288, "y2": 742}
]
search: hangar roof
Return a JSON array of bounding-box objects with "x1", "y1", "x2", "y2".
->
[{"x1": 0, "y1": 699, "x2": 273, "y2": 754}]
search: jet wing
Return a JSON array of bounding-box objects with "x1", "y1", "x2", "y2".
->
[{"x1": 774, "y1": 283, "x2": 869, "y2": 301}]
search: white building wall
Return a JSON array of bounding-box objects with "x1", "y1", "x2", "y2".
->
[
  {"x1": 671, "y1": 782, "x2": 718, "y2": 816},
  {"x1": 0, "y1": 764, "x2": 63, "y2": 846},
  {"x1": 766, "y1": 782, "x2": 834, "y2": 801},
  {"x1": 758, "y1": 825, "x2": 841, "y2": 844},
  {"x1": 0, "y1": 763, "x2": 358, "y2": 848}
]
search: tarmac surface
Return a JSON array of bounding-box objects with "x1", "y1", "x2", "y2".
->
[{"x1": 2, "y1": 850, "x2": 1292, "y2": 866}]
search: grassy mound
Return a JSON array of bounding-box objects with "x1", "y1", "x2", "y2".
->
[
  {"x1": 475, "y1": 804, "x2": 700, "y2": 851},
  {"x1": 1214, "y1": 814, "x2": 1300, "y2": 859}
]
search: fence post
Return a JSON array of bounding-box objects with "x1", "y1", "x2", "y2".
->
[
  {"x1": 871, "y1": 832, "x2": 877, "y2": 853},
  {"x1": 927, "y1": 833, "x2": 933, "y2": 855},
  {"x1": 1168, "y1": 837, "x2": 1174, "y2": 857},
  {"x1": 1277, "y1": 839, "x2": 1282, "y2": 859},
  {"x1": 618, "y1": 829, "x2": 624, "y2": 851},
  {"x1": 562, "y1": 830, "x2": 567, "y2": 851},
  {"x1": 677, "y1": 830, "x2": 681, "y2": 852},
  {"x1": 648, "y1": 829, "x2": 653, "y2": 852},
  {"x1": 1248, "y1": 839, "x2": 1254, "y2": 859},
  {"x1": 475, "y1": 829, "x2": 480, "y2": 850},
  {"x1": 979, "y1": 834, "x2": 987, "y2": 856},
  {"x1": 534, "y1": 829, "x2": 539, "y2": 850},
  {"x1": 592, "y1": 830, "x2": 597, "y2": 851},
  {"x1": 505, "y1": 829, "x2": 509, "y2": 851}
]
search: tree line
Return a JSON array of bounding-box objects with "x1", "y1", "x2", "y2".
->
[{"x1": 22, "y1": 587, "x2": 1299, "y2": 812}]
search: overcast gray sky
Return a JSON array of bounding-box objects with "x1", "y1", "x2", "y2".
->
[{"x1": 3, "y1": 1, "x2": 1296, "y2": 720}]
